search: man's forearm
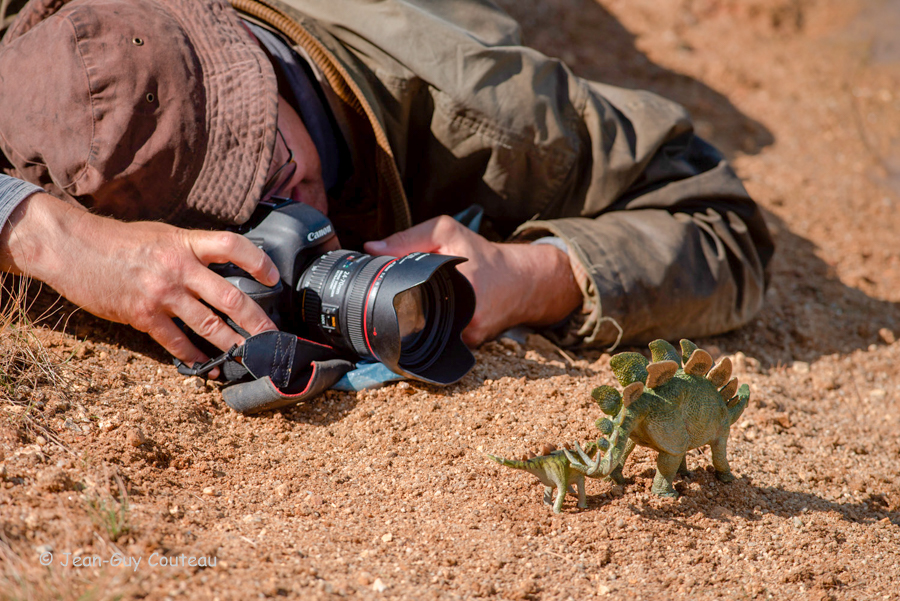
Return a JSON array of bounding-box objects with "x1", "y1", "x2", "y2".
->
[
  {"x1": 1, "y1": 190, "x2": 279, "y2": 367},
  {"x1": 0, "y1": 192, "x2": 87, "y2": 283}
]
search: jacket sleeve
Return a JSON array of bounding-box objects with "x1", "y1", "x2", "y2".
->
[{"x1": 513, "y1": 135, "x2": 773, "y2": 348}]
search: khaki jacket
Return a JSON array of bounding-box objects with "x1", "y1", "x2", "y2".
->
[{"x1": 236, "y1": 0, "x2": 773, "y2": 348}]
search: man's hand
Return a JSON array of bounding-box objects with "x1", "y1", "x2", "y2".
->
[
  {"x1": 0, "y1": 193, "x2": 279, "y2": 372},
  {"x1": 364, "y1": 216, "x2": 582, "y2": 346}
]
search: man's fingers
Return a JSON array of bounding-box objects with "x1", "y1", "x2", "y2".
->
[
  {"x1": 185, "y1": 269, "x2": 277, "y2": 339},
  {"x1": 188, "y1": 230, "x2": 280, "y2": 287},
  {"x1": 364, "y1": 216, "x2": 461, "y2": 256},
  {"x1": 146, "y1": 316, "x2": 209, "y2": 367},
  {"x1": 146, "y1": 317, "x2": 222, "y2": 380},
  {"x1": 173, "y1": 294, "x2": 250, "y2": 352}
]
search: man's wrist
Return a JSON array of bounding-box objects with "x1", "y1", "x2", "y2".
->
[
  {"x1": 0, "y1": 176, "x2": 44, "y2": 239},
  {"x1": 0, "y1": 192, "x2": 86, "y2": 280},
  {"x1": 506, "y1": 241, "x2": 582, "y2": 328}
]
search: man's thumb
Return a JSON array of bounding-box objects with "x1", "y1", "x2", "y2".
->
[
  {"x1": 364, "y1": 226, "x2": 433, "y2": 256},
  {"x1": 363, "y1": 239, "x2": 389, "y2": 254}
]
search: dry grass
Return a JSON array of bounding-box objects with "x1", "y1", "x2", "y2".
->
[
  {"x1": 0, "y1": 276, "x2": 77, "y2": 450},
  {"x1": 1, "y1": 276, "x2": 69, "y2": 397},
  {"x1": 0, "y1": 279, "x2": 122, "y2": 601}
]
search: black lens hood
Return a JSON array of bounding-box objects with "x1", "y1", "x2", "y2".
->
[{"x1": 362, "y1": 252, "x2": 475, "y2": 385}]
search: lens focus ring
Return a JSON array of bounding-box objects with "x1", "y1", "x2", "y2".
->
[
  {"x1": 345, "y1": 256, "x2": 394, "y2": 358},
  {"x1": 297, "y1": 250, "x2": 352, "y2": 325}
]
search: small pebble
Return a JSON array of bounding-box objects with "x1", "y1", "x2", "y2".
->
[
  {"x1": 183, "y1": 376, "x2": 206, "y2": 390},
  {"x1": 63, "y1": 418, "x2": 83, "y2": 433},
  {"x1": 381, "y1": 533, "x2": 393, "y2": 543},
  {"x1": 791, "y1": 361, "x2": 810, "y2": 374},
  {"x1": 126, "y1": 428, "x2": 146, "y2": 448},
  {"x1": 372, "y1": 578, "x2": 388, "y2": 593},
  {"x1": 202, "y1": 487, "x2": 215, "y2": 496},
  {"x1": 99, "y1": 420, "x2": 119, "y2": 433},
  {"x1": 35, "y1": 544, "x2": 54, "y2": 555},
  {"x1": 878, "y1": 327, "x2": 896, "y2": 344},
  {"x1": 357, "y1": 572, "x2": 373, "y2": 586}
]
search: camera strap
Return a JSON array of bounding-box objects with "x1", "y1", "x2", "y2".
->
[{"x1": 176, "y1": 330, "x2": 355, "y2": 415}]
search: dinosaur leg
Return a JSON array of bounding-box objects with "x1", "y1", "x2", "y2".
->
[
  {"x1": 575, "y1": 474, "x2": 587, "y2": 509},
  {"x1": 651, "y1": 451, "x2": 683, "y2": 497},
  {"x1": 710, "y1": 436, "x2": 736, "y2": 482},
  {"x1": 608, "y1": 439, "x2": 636, "y2": 485},
  {"x1": 543, "y1": 486, "x2": 554, "y2": 506},
  {"x1": 677, "y1": 455, "x2": 692, "y2": 477},
  {"x1": 553, "y1": 482, "x2": 567, "y2": 514}
]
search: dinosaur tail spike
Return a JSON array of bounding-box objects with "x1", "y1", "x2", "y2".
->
[
  {"x1": 707, "y1": 357, "x2": 733, "y2": 388},
  {"x1": 596, "y1": 424, "x2": 632, "y2": 477},
  {"x1": 649, "y1": 339, "x2": 682, "y2": 366},
  {"x1": 646, "y1": 360, "x2": 678, "y2": 388},
  {"x1": 609, "y1": 352, "x2": 650, "y2": 387},
  {"x1": 719, "y1": 377, "x2": 739, "y2": 402},
  {"x1": 679, "y1": 339, "x2": 700, "y2": 365},
  {"x1": 593, "y1": 385, "x2": 623, "y2": 416},
  {"x1": 727, "y1": 384, "x2": 751, "y2": 425},
  {"x1": 684, "y1": 349, "x2": 713, "y2": 376},
  {"x1": 596, "y1": 417, "x2": 615, "y2": 436}
]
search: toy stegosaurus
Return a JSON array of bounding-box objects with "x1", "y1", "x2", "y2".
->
[{"x1": 487, "y1": 339, "x2": 750, "y2": 512}]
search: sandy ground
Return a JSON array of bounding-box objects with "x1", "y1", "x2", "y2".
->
[{"x1": 3, "y1": 0, "x2": 900, "y2": 599}]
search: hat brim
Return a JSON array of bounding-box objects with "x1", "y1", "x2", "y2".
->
[{"x1": 168, "y1": 0, "x2": 277, "y2": 224}]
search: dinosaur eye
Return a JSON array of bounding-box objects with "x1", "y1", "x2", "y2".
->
[
  {"x1": 146, "y1": 93, "x2": 155, "y2": 103},
  {"x1": 133, "y1": 37, "x2": 144, "y2": 46}
]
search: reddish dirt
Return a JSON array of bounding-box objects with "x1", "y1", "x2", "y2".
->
[{"x1": 3, "y1": 0, "x2": 900, "y2": 599}]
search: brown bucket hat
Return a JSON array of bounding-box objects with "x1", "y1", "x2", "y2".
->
[{"x1": 0, "y1": 0, "x2": 277, "y2": 224}]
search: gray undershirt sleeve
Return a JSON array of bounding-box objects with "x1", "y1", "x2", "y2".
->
[
  {"x1": 530, "y1": 235, "x2": 568, "y2": 253},
  {"x1": 0, "y1": 174, "x2": 44, "y2": 235}
]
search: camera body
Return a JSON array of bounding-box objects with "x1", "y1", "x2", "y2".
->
[{"x1": 213, "y1": 202, "x2": 476, "y2": 385}]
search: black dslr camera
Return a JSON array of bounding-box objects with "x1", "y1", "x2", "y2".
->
[{"x1": 213, "y1": 202, "x2": 476, "y2": 385}]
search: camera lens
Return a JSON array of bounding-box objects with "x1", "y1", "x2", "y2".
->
[
  {"x1": 296, "y1": 249, "x2": 475, "y2": 384},
  {"x1": 394, "y1": 286, "x2": 427, "y2": 347}
]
